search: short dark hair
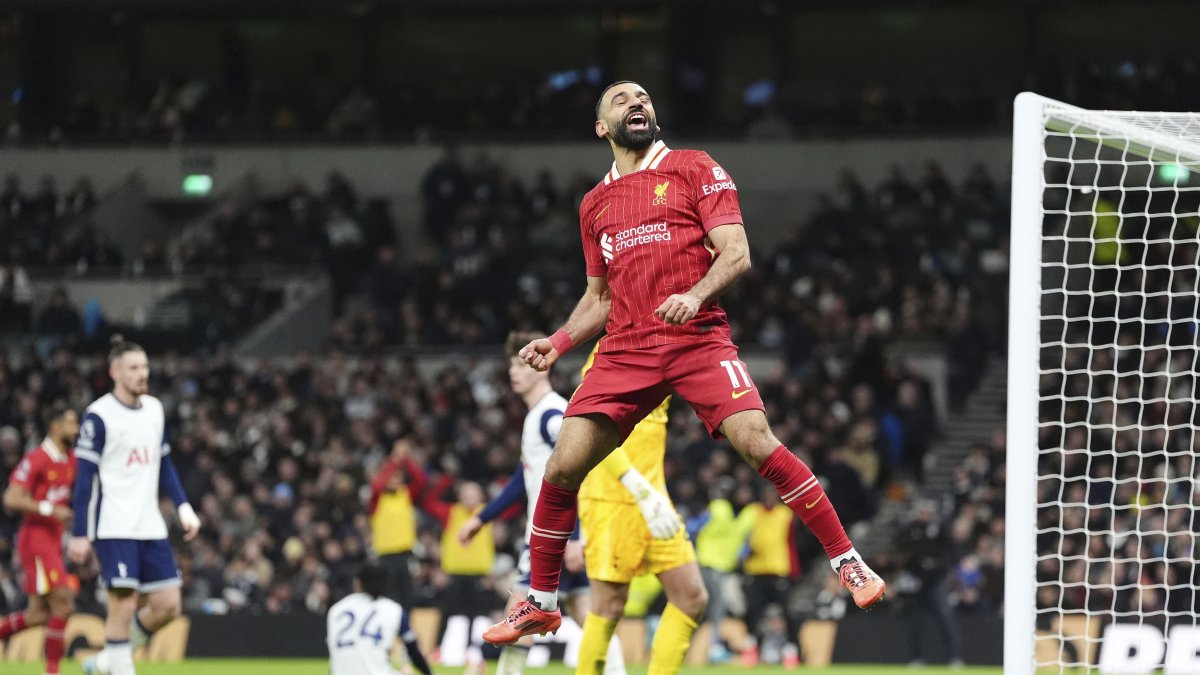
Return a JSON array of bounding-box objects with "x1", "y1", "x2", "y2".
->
[
  {"x1": 595, "y1": 80, "x2": 639, "y2": 118},
  {"x1": 356, "y1": 563, "x2": 388, "y2": 599},
  {"x1": 108, "y1": 334, "x2": 144, "y2": 364},
  {"x1": 42, "y1": 402, "x2": 75, "y2": 429},
  {"x1": 505, "y1": 331, "x2": 543, "y2": 358}
]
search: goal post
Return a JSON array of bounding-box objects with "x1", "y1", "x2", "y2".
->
[{"x1": 1006, "y1": 93, "x2": 1200, "y2": 674}]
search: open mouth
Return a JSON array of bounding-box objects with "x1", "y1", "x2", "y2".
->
[{"x1": 625, "y1": 111, "x2": 649, "y2": 131}]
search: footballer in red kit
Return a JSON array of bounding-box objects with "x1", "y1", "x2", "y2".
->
[
  {"x1": 0, "y1": 405, "x2": 79, "y2": 675},
  {"x1": 484, "y1": 81, "x2": 886, "y2": 646}
]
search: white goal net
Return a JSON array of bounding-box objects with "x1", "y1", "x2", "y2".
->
[{"x1": 1006, "y1": 93, "x2": 1200, "y2": 675}]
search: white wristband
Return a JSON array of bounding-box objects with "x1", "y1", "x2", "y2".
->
[
  {"x1": 619, "y1": 470, "x2": 653, "y2": 500},
  {"x1": 37, "y1": 501, "x2": 53, "y2": 517}
]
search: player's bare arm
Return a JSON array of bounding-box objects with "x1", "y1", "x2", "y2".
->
[
  {"x1": 521, "y1": 275, "x2": 611, "y2": 371},
  {"x1": 3, "y1": 484, "x2": 72, "y2": 524},
  {"x1": 655, "y1": 223, "x2": 750, "y2": 325}
]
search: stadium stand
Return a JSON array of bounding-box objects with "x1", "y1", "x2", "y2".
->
[{"x1": 0, "y1": 163, "x2": 1006, "y2": 655}]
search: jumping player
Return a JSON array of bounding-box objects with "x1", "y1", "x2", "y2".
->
[
  {"x1": 574, "y1": 344, "x2": 708, "y2": 675},
  {"x1": 484, "y1": 81, "x2": 885, "y2": 644},
  {"x1": 70, "y1": 337, "x2": 201, "y2": 675},
  {"x1": 0, "y1": 405, "x2": 79, "y2": 675}
]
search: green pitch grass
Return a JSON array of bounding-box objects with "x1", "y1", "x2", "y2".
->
[{"x1": 1, "y1": 659, "x2": 1004, "y2": 674}]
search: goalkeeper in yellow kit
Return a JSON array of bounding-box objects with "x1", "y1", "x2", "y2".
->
[{"x1": 574, "y1": 346, "x2": 709, "y2": 675}]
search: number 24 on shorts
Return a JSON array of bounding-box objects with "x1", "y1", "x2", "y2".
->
[{"x1": 719, "y1": 360, "x2": 754, "y2": 397}]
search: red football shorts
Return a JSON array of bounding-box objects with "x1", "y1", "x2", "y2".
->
[
  {"x1": 566, "y1": 339, "x2": 766, "y2": 440},
  {"x1": 19, "y1": 540, "x2": 69, "y2": 596}
]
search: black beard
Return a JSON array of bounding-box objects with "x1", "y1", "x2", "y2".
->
[{"x1": 611, "y1": 118, "x2": 657, "y2": 151}]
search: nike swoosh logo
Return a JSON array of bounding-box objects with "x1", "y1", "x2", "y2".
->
[
  {"x1": 593, "y1": 203, "x2": 611, "y2": 221},
  {"x1": 731, "y1": 389, "x2": 754, "y2": 399},
  {"x1": 805, "y1": 494, "x2": 825, "y2": 509}
]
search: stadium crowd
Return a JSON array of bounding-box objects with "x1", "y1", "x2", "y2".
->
[
  {"x1": 0, "y1": 156, "x2": 1013, "y2": 668},
  {"x1": 5, "y1": 55, "x2": 1196, "y2": 145}
]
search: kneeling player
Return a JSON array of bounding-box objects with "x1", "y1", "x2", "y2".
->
[
  {"x1": 327, "y1": 563, "x2": 432, "y2": 675},
  {"x1": 0, "y1": 405, "x2": 79, "y2": 675}
]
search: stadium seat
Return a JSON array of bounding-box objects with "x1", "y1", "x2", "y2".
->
[
  {"x1": 141, "y1": 616, "x2": 191, "y2": 662},
  {"x1": 685, "y1": 623, "x2": 711, "y2": 665},
  {"x1": 65, "y1": 614, "x2": 106, "y2": 656},
  {"x1": 408, "y1": 607, "x2": 441, "y2": 656},
  {"x1": 1054, "y1": 614, "x2": 1100, "y2": 667},
  {"x1": 4, "y1": 626, "x2": 43, "y2": 661},
  {"x1": 799, "y1": 619, "x2": 838, "y2": 667},
  {"x1": 615, "y1": 618, "x2": 647, "y2": 665},
  {"x1": 718, "y1": 617, "x2": 750, "y2": 651}
]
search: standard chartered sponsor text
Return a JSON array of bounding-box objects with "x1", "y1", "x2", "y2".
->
[{"x1": 615, "y1": 222, "x2": 671, "y2": 252}]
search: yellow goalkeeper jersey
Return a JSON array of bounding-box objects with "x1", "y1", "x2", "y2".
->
[{"x1": 577, "y1": 344, "x2": 670, "y2": 504}]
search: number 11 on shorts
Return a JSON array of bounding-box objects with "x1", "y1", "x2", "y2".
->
[{"x1": 719, "y1": 359, "x2": 753, "y2": 395}]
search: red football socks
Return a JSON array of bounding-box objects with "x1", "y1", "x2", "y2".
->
[
  {"x1": 527, "y1": 480, "x2": 579, "y2": 595},
  {"x1": 0, "y1": 611, "x2": 27, "y2": 640},
  {"x1": 759, "y1": 445, "x2": 853, "y2": 560},
  {"x1": 44, "y1": 615, "x2": 67, "y2": 673}
]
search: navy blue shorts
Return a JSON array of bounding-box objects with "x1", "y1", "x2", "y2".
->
[
  {"x1": 93, "y1": 539, "x2": 181, "y2": 593},
  {"x1": 516, "y1": 544, "x2": 589, "y2": 597}
]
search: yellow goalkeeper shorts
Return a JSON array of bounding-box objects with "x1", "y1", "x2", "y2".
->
[{"x1": 579, "y1": 498, "x2": 696, "y2": 584}]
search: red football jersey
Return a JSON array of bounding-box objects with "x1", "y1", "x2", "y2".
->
[
  {"x1": 579, "y1": 141, "x2": 744, "y2": 352},
  {"x1": 9, "y1": 440, "x2": 76, "y2": 548}
]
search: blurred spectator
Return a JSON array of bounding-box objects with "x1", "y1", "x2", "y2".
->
[
  {"x1": 893, "y1": 500, "x2": 962, "y2": 667},
  {"x1": 0, "y1": 258, "x2": 33, "y2": 330},
  {"x1": 368, "y1": 438, "x2": 425, "y2": 607},
  {"x1": 694, "y1": 478, "x2": 758, "y2": 662},
  {"x1": 421, "y1": 145, "x2": 469, "y2": 245},
  {"x1": 327, "y1": 86, "x2": 381, "y2": 140},
  {"x1": 421, "y1": 480, "x2": 496, "y2": 617},
  {"x1": 36, "y1": 287, "x2": 81, "y2": 336},
  {"x1": 742, "y1": 485, "x2": 797, "y2": 654}
]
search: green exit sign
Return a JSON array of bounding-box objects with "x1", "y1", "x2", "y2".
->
[{"x1": 182, "y1": 174, "x2": 213, "y2": 196}]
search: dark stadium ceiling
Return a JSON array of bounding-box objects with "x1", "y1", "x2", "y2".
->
[{"x1": 0, "y1": 0, "x2": 1088, "y2": 12}]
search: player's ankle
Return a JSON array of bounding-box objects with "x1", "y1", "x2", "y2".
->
[
  {"x1": 830, "y1": 547, "x2": 862, "y2": 571},
  {"x1": 527, "y1": 588, "x2": 558, "y2": 612}
]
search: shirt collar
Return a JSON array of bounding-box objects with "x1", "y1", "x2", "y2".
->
[
  {"x1": 604, "y1": 141, "x2": 671, "y2": 185},
  {"x1": 41, "y1": 437, "x2": 66, "y2": 462}
]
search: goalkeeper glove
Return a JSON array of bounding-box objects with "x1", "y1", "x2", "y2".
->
[{"x1": 619, "y1": 469, "x2": 682, "y2": 540}]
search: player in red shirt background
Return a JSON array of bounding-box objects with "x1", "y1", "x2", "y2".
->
[
  {"x1": 484, "y1": 81, "x2": 885, "y2": 645},
  {"x1": 0, "y1": 404, "x2": 79, "y2": 675}
]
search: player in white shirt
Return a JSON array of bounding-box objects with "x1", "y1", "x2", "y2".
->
[
  {"x1": 69, "y1": 337, "x2": 201, "y2": 675},
  {"x1": 457, "y1": 332, "x2": 681, "y2": 675},
  {"x1": 327, "y1": 563, "x2": 432, "y2": 675}
]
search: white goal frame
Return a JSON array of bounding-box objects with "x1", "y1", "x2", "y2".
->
[{"x1": 1005, "y1": 92, "x2": 1200, "y2": 673}]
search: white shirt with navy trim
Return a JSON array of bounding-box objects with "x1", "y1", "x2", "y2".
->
[
  {"x1": 520, "y1": 390, "x2": 567, "y2": 542},
  {"x1": 76, "y1": 393, "x2": 170, "y2": 540},
  {"x1": 327, "y1": 592, "x2": 407, "y2": 675}
]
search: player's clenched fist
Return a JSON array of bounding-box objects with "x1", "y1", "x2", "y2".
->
[
  {"x1": 655, "y1": 292, "x2": 701, "y2": 325},
  {"x1": 519, "y1": 338, "x2": 559, "y2": 372},
  {"x1": 68, "y1": 536, "x2": 92, "y2": 564},
  {"x1": 457, "y1": 514, "x2": 484, "y2": 545}
]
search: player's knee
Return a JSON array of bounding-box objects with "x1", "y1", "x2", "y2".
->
[
  {"x1": 49, "y1": 593, "x2": 74, "y2": 618},
  {"x1": 147, "y1": 593, "x2": 182, "y2": 623},
  {"x1": 158, "y1": 598, "x2": 182, "y2": 621},
  {"x1": 677, "y1": 583, "x2": 708, "y2": 621},
  {"x1": 597, "y1": 592, "x2": 626, "y2": 621},
  {"x1": 24, "y1": 603, "x2": 48, "y2": 625},
  {"x1": 724, "y1": 414, "x2": 778, "y2": 469},
  {"x1": 544, "y1": 455, "x2": 586, "y2": 489}
]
